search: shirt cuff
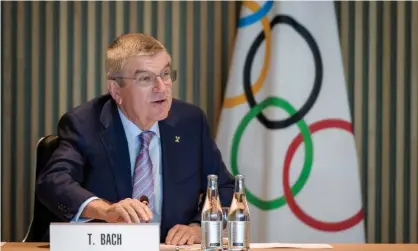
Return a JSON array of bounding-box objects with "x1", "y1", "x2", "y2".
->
[{"x1": 70, "y1": 196, "x2": 99, "y2": 223}]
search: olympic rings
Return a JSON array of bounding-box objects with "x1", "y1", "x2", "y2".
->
[
  {"x1": 243, "y1": 15, "x2": 323, "y2": 129},
  {"x1": 282, "y1": 119, "x2": 364, "y2": 231},
  {"x1": 223, "y1": 1, "x2": 271, "y2": 108},
  {"x1": 230, "y1": 96, "x2": 313, "y2": 210},
  {"x1": 238, "y1": 0, "x2": 274, "y2": 27}
]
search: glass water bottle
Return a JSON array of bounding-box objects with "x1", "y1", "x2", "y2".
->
[
  {"x1": 201, "y1": 175, "x2": 223, "y2": 251},
  {"x1": 227, "y1": 174, "x2": 250, "y2": 250}
]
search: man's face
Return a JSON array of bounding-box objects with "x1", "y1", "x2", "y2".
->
[{"x1": 110, "y1": 51, "x2": 173, "y2": 129}]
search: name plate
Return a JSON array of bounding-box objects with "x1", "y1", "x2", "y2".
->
[{"x1": 50, "y1": 223, "x2": 159, "y2": 251}]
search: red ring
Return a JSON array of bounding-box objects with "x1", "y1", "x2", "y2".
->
[{"x1": 283, "y1": 119, "x2": 364, "y2": 231}]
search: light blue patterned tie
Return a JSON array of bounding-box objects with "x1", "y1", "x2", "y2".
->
[{"x1": 132, "y1": 131, "x2": 154, "y2": 210}]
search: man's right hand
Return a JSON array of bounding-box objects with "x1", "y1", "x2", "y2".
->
[
  {"x1": 81, "y1": 198, "x2": 153, "y2": 223},
  {"x1": 105, "y1": 198, "x2": 153, "y2": 223}
]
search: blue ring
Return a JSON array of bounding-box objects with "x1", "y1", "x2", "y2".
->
[{"x1": 238, "y1": 1, "x2": 274, "y2": 28}]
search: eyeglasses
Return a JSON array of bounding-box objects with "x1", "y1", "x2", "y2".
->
[{"x1": 108, "y1": 69, "x2": 177, "y2": 87}]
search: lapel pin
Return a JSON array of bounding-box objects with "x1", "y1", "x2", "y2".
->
[{"x1": 175, "y1": 136, "x2": 180, "y2": 143}]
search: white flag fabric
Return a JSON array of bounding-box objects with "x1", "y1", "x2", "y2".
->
[{"x1": 216, "y1": 1, "x2": 365, "y2": 243}]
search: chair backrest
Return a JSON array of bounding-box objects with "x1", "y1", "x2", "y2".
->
[{"x1": 23, "y1": 135, "x2": 61, "y2": 242}]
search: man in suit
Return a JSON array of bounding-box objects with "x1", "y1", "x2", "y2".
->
[{"x1": 36, "y1": 33, "x2": 234, "y2": 245}]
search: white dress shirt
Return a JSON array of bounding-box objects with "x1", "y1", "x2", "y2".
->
[{"x1": 72, "y1": 109, "x2": 163, "y2": 223}]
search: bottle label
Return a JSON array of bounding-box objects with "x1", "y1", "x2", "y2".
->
[
  {"x1": 203, "y1": 221, "x2": 221, "y2": 247},
  {"x1": 230, "y1": 221, "x2": 248, "y2": 246}
]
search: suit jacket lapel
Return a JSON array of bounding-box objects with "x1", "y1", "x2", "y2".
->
[
  {"x1": 158, "y1": 111, "x2": 178, "y2": 233},
  {"x1": 100, "y1": 98, "x2": 132, "y2": 200}
]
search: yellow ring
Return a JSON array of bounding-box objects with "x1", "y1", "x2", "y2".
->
[{"x1": 223, "y1": 1, "x2": 271, "y2": 108}]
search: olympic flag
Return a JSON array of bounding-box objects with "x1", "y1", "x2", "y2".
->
[{"x1": 216, "y1": 1, "x2": 365, "y2": 243}]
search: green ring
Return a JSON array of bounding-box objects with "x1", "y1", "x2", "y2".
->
[{"x1": 230, "y1": 96, "x2": 313, "y2": 210}]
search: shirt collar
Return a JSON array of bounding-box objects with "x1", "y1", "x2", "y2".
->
[{"x1": 117, "y1": 108, "x2": 160, "y2": 140}]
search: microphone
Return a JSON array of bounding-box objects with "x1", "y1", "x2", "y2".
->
[
  {"x1": 139, "y1": 195, "x2": 149, "y2": 206},
  {"x1": 139, "y1": 195, "x2": 151, "y2": 223}
]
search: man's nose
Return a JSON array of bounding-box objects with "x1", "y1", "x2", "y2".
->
[{"x1": 153, "y1": 76, "x2": 166, "y2": 92}]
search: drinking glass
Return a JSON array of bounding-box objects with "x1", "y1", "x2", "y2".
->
[
  {"x1": 222, "y1": 207, "x2": 229, "y2": 229},
  {"x1": 221, "y1": 207, "x2": 229, "y2": 245}
]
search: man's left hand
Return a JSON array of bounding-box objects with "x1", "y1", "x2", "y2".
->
[{"x1": 165, "y1": 224, "x2": 201, "y2": 245}]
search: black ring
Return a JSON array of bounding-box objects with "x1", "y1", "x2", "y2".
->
[{"x1": 243, "y1": 15, "x2": 323, "y2": 129}]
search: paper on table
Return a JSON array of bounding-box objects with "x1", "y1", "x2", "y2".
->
[
  {"x1": 250, "y1": 243, "x2": 333, "y2": 249},
  {"x1": 160, "y1": 242, "x2": 332, "y2": 250},
  {"x1": 1, "y1": 242, "x2": 6, "y2": 246}
]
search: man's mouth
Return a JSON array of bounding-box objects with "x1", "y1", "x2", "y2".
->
[{"x1": 152, "y1": 98, "x2": 166, "y2": 104}]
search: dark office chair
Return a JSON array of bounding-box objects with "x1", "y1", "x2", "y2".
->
[{"x1": 23, "y1": 135, "x2": 61, "y2": 242}]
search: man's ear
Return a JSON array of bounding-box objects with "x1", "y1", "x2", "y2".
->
[{"x1": 108, "y1": 80, "x2": 122, "y2": 105}]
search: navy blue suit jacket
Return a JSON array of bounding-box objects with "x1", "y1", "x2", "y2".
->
[{"x1": 36, "y1": 94, "x2": 234, "y2": 242}]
